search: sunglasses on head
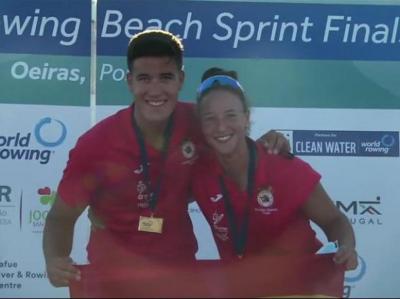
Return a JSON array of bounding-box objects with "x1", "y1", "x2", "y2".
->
[{"x1": 197, "y1": 75, "x2": 244, "y2": 96}]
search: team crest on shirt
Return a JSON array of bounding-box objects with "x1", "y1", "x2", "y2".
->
[
  {"x1": 257, "y1": 186, "x2": 274, "y2": 208},
  {"x1": 255, "y1": 186, "x2": 278, "y2": 215},
  {"x1": 182, "y1": 140, "x2": 195, "y2": 159},
  {"x1": 181, "y1": 139, "x2": 198, "y2": 164}
]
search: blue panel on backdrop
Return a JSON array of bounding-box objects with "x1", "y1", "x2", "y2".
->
[
  {"x1": 97, "y1": 0, "x2": 400, "y2": 61},
  {"x1": 0, "y1": 0, "x2": 91, "y2": 55}
]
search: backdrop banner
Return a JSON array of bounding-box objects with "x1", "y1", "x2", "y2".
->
[
  {"x1": 96, "y1": 1, "x2": 400, "y2": 298},
  {"x1": 1, "y1": 0, "x2": 399, "y2": 298},
  {"x1": 0, "y1": 0, "x2": 91, "y2": 297}
]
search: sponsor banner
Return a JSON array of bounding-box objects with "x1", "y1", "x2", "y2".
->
[
  {"x1": 0, "y1": 55, "x2": 90, "y2": 106},
  {"x1": 1, "y1": 1, "x2": 91, "y2": 296},
  {"x1": 95, "y1": 1, "x2": 400, "y2": 109},
  {"x1": 0, "y1": 0, "x2": 91, "y2": 56},
  {"x1": 0, "y1": 183, "x2": 88, "y2": 298},
  {"x1": 0, "y1": 184, "x2": 88, "y2": 298},
  {"x1": 277, "y1": 130, "x2": 399, "y2": 157},
  {"x1": 97, "y1": 0, "x2": 400, "y2": 60},
  {"x1": 0, "y1": 105, "x2": 90, "y2": 298},
  {"x1": 0, "y1": 257, "x2": 66, "y2": 298},
  {"x1": 0, "y1": 0, "x2": 91, "y2": 106},
  {"x1": 96, "y1": 57, "x2": 400, "y2": 109},
  {"x1": 1, "y1": 0, "x2": 397, "y2": 297}
]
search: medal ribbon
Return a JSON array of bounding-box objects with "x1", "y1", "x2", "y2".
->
[
  {"x1": 218, "y1": 139, "x2": 257, "y2": 258},
  {"x1": 132, "y1": 108, "x2": 174, "y2": 212}
]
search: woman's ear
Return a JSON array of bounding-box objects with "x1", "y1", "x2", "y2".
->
[
  {"x1": 246, "y1": 110, "x2": 250, "y2": 125},
  {"x1": 245, "y1": 111, "x2": 251, "y2": 134},
  {"x1": 178, "y1": 70, "x2": 185, "y2": 91}
]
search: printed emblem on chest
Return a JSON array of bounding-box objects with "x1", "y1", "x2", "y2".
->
[
  {"x1": 133, "y1": 163, "x2": 152, "y2": 208},
  {"x1": 133, "y1": 162, "x2": 151, "y2": 175},
  {"x1": 134, "y1": 164, "x2": 144, "y2": 174},
  {"x1": 180, "y1": 139, "x2": 198, "y2": 165},
  {"x1": 212, "y1": 211, "x2": 229, "y2": 241},
  {"x1": 136, "y1": 180, "x2": 151, "y2": 208},
  {"x1": 255, "y1": 186, "x2": 278, "y2": 215}
]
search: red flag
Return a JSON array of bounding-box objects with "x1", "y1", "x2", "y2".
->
[{"x1": 69, "y1": 253, "x2": 344, "y2": 298}]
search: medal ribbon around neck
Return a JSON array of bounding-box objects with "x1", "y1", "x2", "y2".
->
[
  {"x1": 218, "y1": 138, "x2": 257, "y2": 258},
  {"x1": 131, "y1": 107, "x2": 174, "y2": 212}
]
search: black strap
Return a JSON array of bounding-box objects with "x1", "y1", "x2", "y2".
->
[
  {"x1": 131, "y1": 108, "x2": 174, "y2": 212},
  {"x1": 219, "y1": 139, "x2": 257, "y2": 257}
]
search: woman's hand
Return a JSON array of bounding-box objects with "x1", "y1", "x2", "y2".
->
[{"x1": 333, "y1": 245, "x2": 358, "y2": 271}]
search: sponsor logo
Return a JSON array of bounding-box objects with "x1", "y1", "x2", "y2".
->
[
  {"x1": 278, "y1": 130, "x2": 399, "y2": 157},
  {"x1": 212, "y1": 211, "x2": 224, "y2": 225},
  {"x1": 210, "y1": 194, "x2": 223, "y2": 203},
  {"x1": 136, "y1": 180, "x2": 152, "y2": 208},
  {"x1": 0, "y1": 185, "x2": 17, "y2": 227},
  {"x1": 0, "y1": 185, "x2": 12, "y2": 204},
  {"x1": 336, "y1": 196, "x2": 383, "y2": 226},
  {"x1": 38, "y1": 187, "x2": 56, "y2": 206},
  {"x1": 29, "y1": 187, "x2": 56, "y2": 233},
  {"x1": 0, "y1": 117, "x2": 67, "y2": 164},
  {"x1": 212, "y1": 211, "x2": 228, "y2": 241},
  {"x1": 34, "y1": 117, "x2": 67, "y2": 147},
  {"x1": 134, "y1": 164, "x2": 144, "y2": 174},
  {"x1": 136, "y1": 180, "x2": 147, "y2": 194}
]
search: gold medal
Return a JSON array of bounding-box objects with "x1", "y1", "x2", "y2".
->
[{"x1": 138, "y1": 215, "x2": 164, "y2": 234}]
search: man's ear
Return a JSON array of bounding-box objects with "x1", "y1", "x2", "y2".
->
[{"x1": 126, "y1": 72, "x2": 134, "y2": 93}]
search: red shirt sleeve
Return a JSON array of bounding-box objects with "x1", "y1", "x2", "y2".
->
[
  {"x1": 266, "y1": 153, "x2": 321, "y2": 214},
  {"x1": 57, "y1": 132, "x2": 102, "y2": 207}
]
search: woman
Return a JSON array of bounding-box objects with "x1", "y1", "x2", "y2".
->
[{"x1": 191, "y1": 67, "x2": 358, "y2": 297}]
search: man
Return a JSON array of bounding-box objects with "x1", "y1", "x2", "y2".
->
[{"x1": 43, "y1": 29, "x2": 289, "y2": 288}]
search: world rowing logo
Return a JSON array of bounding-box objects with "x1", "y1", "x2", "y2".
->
[{"x1": 34, "y1": 117, "x2": 67, "y2": 147}]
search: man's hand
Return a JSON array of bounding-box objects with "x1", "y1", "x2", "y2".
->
[
  {"x1": 257, "y1": 130, "x2": 291, "y2": 156},
  {"x1": 46, "y1": 256, "x2": 81, "y2": 287}
]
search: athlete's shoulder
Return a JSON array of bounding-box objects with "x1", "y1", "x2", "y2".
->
[
  {"x1": 257, "y1": 143, "x2": 317, "y2": 178},
  {"x1": 76, "y1": 106, "x2": 131, "y2": 148}
]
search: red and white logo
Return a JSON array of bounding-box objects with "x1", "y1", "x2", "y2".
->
[{"x1": 257, "y1": 187, "x2": 274, "y2": 208}]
